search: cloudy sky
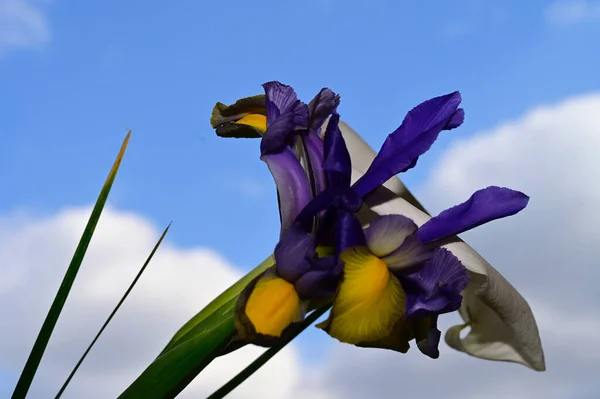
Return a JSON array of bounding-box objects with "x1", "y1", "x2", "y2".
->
[{"x1": 1, "y1": 0, "x2": 599, "y2": 398}]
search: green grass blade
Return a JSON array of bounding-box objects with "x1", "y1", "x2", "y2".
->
[
  {"x1": 55, "y1": 222, "x2": 171, "y2": 399},
  {"x1": 118, "y1": 298, "x2": 239, "y2": 399},
  {"x1": 11, "y1": 132, "x2": 131, "y2": 399},
  {"x1": 207, "y1": 305, "x2": 332, "y2": 399},
  {"x1": 159, "y1": 254, "x2": 274, "y2": 355}
]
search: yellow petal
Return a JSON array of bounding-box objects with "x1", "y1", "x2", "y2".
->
[
  {"x1": 320, "y1": 246, "x2": 405, "y2": 344},
  {"x1": 244, "y1": 272, "x2": 301, "y2": 337},
  {"x1": 236, "y1": 114, "x2": 267, "y2": 134}
]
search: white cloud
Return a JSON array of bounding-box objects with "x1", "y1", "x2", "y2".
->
[
  {"x1": 545, "y1": 1, "x2": 600, "y2": 25},
  {"x1": 0, "y1": 0, "x2": 51, "y2": 52},
  {"x1": 0, "y1": 207, "x2": 308, "y2": 398}
]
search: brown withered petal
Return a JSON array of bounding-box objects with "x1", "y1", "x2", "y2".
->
[{"x1": 210, "y1": 95, "x2": 266, "y2": 138}]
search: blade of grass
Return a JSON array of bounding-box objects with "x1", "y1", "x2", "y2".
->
[
  {"x1": 55, "y1": 222, "x2": 171, "y2": 399},
  {"x1": 207, "y1": 305, "x2": 332, "y2": 399},
  {"x1": 11, "y1": 132, "x2": 131, "y2": 399}
]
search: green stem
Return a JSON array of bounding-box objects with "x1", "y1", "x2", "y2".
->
[{"x1": 206, "y1": 305, "x2": 331, "y2": 399}]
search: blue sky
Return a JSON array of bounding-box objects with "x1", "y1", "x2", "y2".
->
[
  {"x1": 2, "y1": 0, "x2": 599, "y2": 268},
  {"x1": 2, "y1": 0, "x2": 600, "y2": 397}
]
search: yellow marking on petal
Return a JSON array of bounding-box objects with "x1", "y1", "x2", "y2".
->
[
  {"x1": 326, "y1": 246, "x2": 405, "y2": 344},
  {"x1": 236, "y1": 114, "x2": 267, "y2": 134},
  {"x1": 245, "y1": 274, "x2": 300, "y2": 337}
]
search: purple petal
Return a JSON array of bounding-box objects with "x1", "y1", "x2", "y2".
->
[
  {"x1": 260, "y1": 82, "x2": 309, "y2": 155},
  {"x1": 274, "y1": 228, "x2": 316, "y2": 282},
  {"x1": 413, "y1": 316, "x2": 441, "y2": 359},
  {"x1": 304, "y1": 133, "x2": 328, "y2": 195},
  {"x1": 446, "y1": 108, "x2": 465, "y2": 129},
  {"x1": 352, "y1": 92, "x2": 463, "y2": 198},
  {"x1": 263, "y1": 149, "x2": 313, "y2": 236},
  {"x1": 402, "y1": 248, "x2": 469, "y2": 318},
  {"x1": 260, "y1": 100, "x2": 309, "y2": 155},
  {"x1": 336, "y1": 209, "x2": 366, "y2": 253},
  {"x1": 308, "y1": 88, "x2": 341, "y2": 132},
  {"x1": 365, "y1": 215, "x2": 418, "y2": 257},
  {"x1": 294, "y1": 269, "x2": 340, "y2": 300},
  {"x1": 417, "y1": 186, "x2": 530, "y2": 244},
  {"x1": 375, "y1": 92, "x2": 463, "y2": 162},
  {"x1": 263, "y1": 81, "x2": 300, "y2": 123},
  {"x1": 323, "y1": 114, "x2": 352, "y2": 189},
  {"x1": 383, "y1": 235, "x2": 431, "y2": 273}
]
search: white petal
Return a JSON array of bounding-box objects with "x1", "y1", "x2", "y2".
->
[{"x1": 337, "y1": 119, "x2": 546, "y2": 371}]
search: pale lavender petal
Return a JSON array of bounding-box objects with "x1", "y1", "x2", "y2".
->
[
  {"x1": 263, "y1": 149, "x2": 313, "y2": 236},
  {"x1": 383, "y1": 235, "x2": 431, "y2": 272},
  {"x1": 365, "y1": 215, "x2": 418, "y2": 257},
  {"x1": 417, "y1": 186, "x2": 530, "y2": 244}
]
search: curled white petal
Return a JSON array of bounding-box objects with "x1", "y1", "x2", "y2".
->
[{"x1": 337, "y1": 120, "x2": 546, "y2": 371}]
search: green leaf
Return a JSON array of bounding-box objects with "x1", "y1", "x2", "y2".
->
[
  {"x1": 207, "y1": 305, "x2": 332, "y2": 399},
  {"x1": 118, "y1": 298, "x2": 238, "y2": 399},
  {"x1": 159, "y1": 254, "x2": 274, "y2": 355},
  {"x1": 55, "y1": 222, "x2": 171, "y2": 398},
  {"x1": 11, "y1": 132, "x2": 131, "y2": 399},
  {"x1": 118, "y1": 256, "x2": 273, "y2": 398}
]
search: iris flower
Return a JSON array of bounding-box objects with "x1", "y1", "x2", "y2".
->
[{"x1": 210, "y1": 82, "x2": 545, "y2": 370}]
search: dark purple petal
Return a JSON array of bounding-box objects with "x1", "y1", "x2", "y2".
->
[
  {"x1": 336, "y1": 209, "x2": 366, "y2": 253},
  {"x1": 263, "y1": 149, "x2": 313, "y2": 236},
  {"x1": 304, "y1": 133, "x2": 328, "y2": 195},
  {"x1": 274, "y1": 228, "x2": 316, "y2": 282},
  {"x1": 446, "y1": 108, "x2": 465, "y2": 129},
  {"x1": 417, "y1": 186, "x2": 530, "y2": 244},
  {"x1": 352, "y1": 92, "x2": 463, "y2": 198},
  {"x1": 375, "y1": 92, "x2": 463, "y2": 162},
  {"x1": 308, "y1": 88, "x2": 341, "y2": 132},
  {"x1": 413, "y1": 316, "x2": 441, "y2": 359},
  {"x1": 323, "y1": 114, "x2": 352, "y2": 189},
  {"x1": 294, "y1": 269, "x2": 340, "y2": 300},
  {"x1": 260, "y1": 82, "x2": 309, "y2": 155},
  {"x1": 260, "y1": 100, "x2": 309, "y2": 155},
  {"x1": 364, "y1": 215, "x2": 418, "y2": 257},
  {"x1": 263, "y1": 81, "x2": 300, "y2": 123},
  {"x1": 402, "y1": 248, "x2": 470, "y2": 318}
]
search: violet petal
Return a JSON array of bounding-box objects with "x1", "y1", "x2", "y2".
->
[
  {"x1": 308, "y1": 88, "x2": 341, "y2": 132},
  {"x1": 263, "y1": 149, "x2": 313, "y2": 236},
  {"x1": 352, "y1": 92, "x2": 463, "y2": 198},
  {"x1": 294, "y1": 269, "x2": 340, "y2": 300},
  {"x1": 417, "y1": 186, "x2": 530, "y2": 244},
  {"x1": 402, "y1": 248, "x2": 470, "y2": 318},
  {"x1": 274, "y1": 228, "x2": 316, "y2": 282},
  {"x1": 323, "y1": 114, "x2": 352, "y2": 189}
]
